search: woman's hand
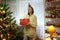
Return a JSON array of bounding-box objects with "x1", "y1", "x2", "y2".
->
[
  {"x1": 27, "y1": 22, "x2": 30, "y2": 25},
  {"x1": 25, "y1": 22, "x2": 31, "y2": 29}
]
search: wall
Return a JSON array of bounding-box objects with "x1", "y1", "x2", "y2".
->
[{"x1": 7, "y1": 0, "x2": 45, "y2": 39}]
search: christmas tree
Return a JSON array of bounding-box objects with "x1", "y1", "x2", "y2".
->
[{"x1": 0, "y1": 2, "x2": 19, "y2": 40}]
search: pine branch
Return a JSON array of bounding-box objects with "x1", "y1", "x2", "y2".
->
[
  {"x1": 5, "y1": 7, "x2": 10, "y2": 11},
  {"x1": 10, "y1": 17, "x2": 15, "y2": 22},
  {"x1": 6, "y1": 11, "x2": 13, "y2": 15}
]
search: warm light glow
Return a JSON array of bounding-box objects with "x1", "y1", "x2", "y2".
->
[
  {"x1": 0, "y1": 7, "x2": 3, "y2": 9},
  {"x1": 45, "y1": 38, "x2": 51, "y2": 40},
  {"x1": 3, "y1": 38, "x2": 6, "y2": 40},
  {"x1": 47, "y1": 25, "x2": 56, "y2": 33},
  {"x1": 45, "y1": 38, "x2": 56, "y2": 40},
  {"x1": 1, "y1": 34, "x2": 3, "y2": 38}
]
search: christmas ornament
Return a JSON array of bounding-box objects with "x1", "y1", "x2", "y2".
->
[
  {"x1": 0, "y1": 2, "x2": 19, "y2": 40},
  {"x1": 6, "y1": 25, "x2": 8, "y2": 28},
  {"x1": 8, "y1": 32, "x2": 12, "y2": 38},
  {"x1": 1, "y1": 11, "x2": 3, "y2": 14},
  {"x1": 0, "y1": 25, "x2": 3, "y2": 28},
  {"x1": 45, "y1": 37, "x2": 56, "y2": 40},
  {"x1": 47, "y1": 25, "x2": 56, "y2": 40},
  {"x1": 0, "y1": 7, "x2": 3, "y2": 10},
  {"x1": 0, "y1": 18, "x2": 3, "y2": 21},
  {"x1": 0, "y1": 10, "x2": 5, "y2": 14},
  {"x1": 47, "y1": 25, "x2": 56, "y2": 33},
  {"x1": 7, "y1": 16, "x2": 10, "y2": 18},
  {"x1": 8, "y1": 33, "x2": 11, "y2": 38},
  {"x1": 0, "y1": 10, "x2": 1, "y2": 13},
  {"x1": 3, "y1": 24, "x2": 9, "y2": 28},
  {"x1": 2, "y1": 10, "x2": 5, "y2": 14},
  {"x1": 1, "y1": 34, "x2": 3, "y2": 38},
  {"x1": 2, "y1": 29, "x2": 5, "y2": 31},
  {"x1": 3, "y1": 17, "x2": 6, "y2": 20},
  {"x1": 3, "y1": 38, "x2": 6, "y2": 40},
  {"x1": 6, "y1": 25, "x2": 10, "y2": 28}
]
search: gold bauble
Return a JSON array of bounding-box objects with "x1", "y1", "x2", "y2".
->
[
  {"x1": 0, "y1": 25, "x2": 3, "y2": 28},
  {"x1": 3, "y1": 24, "x2": 8, "y2": 28},
  {"x1": 3, "y1": 38, "x2": 6, "y2": 40},
  {"x1": 45, "y1": 38, "x2": 51, "y2": 40},
  {"x1": 1, "y1": 12, "x2": 3, "y2": 14},
  {"x1": 6, "y1": 25, "x2": 10, "y2": 28},
  {"x1": 0, "y1": 11, "x2": 1, "y2": 13},
  {"x1": 0, "y1": 10, "x2": 5, "y2": 14},
  {"x1": 0, "y1": 18, "x2": 3, "y2": 21},
  {"x1": 8, "y1": 33, "x2": 10, "y2": 38},
  {"x1": 6, "y1": 25, "x2": 8, "y2": 28},
  {"x1": 1, "y1": 34, "x2": 3, "y2": 38},
  {"x1": 2, "y1": 29, "x2": 5, "y2": 31},
  {"x1": 8, "y1": 32, "x2": 12, "y2": 38},
  {"x1": 0, "y1": 7, "x2": 3, "y2": 10},
  {"x1": 3, "y1": 11, "x2": 5, "y2": 14},
  {"x1": 7, "y1": 16, "x2": 10, "y2": 18},
  {"x1": 45, "y1": 37, "x2": 56, "y2": 40}
]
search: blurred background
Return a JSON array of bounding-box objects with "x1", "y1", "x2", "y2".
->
[{"x1": 6, "y1": 0, "x2": 45, "y2": 40}]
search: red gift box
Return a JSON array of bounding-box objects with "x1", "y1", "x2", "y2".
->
[{"x1": 20, "y1": 19, "x2": 30, "y2": 26}]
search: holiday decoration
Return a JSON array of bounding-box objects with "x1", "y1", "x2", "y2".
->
[
  {"x1": 0, "y1": 7, "x2": 3, "y2": 10},
  {"x1": 2, "y1": 10, "x2": 5, "y2": 13},
  {"x1": 3, "y1": 38, "x2": 6, "y2": 40},
  {"x1": 0, "y1": 18, "x2": 3, "y2": 21},
  {"x1": 8, "y1": 32, "x2": 12, "y2": 38},
  {"x1": 20, "y1": 19, "x2": 30, "y2": 26},
  {"x1": 0, "y1": 2, "x2": 19, "y2": 40},
  {"x1": 0, "y1": 10, "x2": 1, "y2": 12},
  {"x1": 47, "y1": 25, "x2": 56, "y2": 33},
  {"x1": 1, "y1": 34, "x2": 3, "y2": 38},
  {"x1": 47, "y1": 25, "x2": 56, "y2": 40}
]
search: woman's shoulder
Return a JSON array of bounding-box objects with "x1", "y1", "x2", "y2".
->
[
  {"x1": 32, "y1": 15, "x2": 37, "y2": 18},
  {"x1": 23, "y1": 15, "x2": 29, "y2": 18}
]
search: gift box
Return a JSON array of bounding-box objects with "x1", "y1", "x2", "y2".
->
[{"x1": 20, "y1": 19, "x2": 30, "y2": 26}]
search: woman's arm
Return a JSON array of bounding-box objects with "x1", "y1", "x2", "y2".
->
[{"x1": 30, "y1": 15, "x2": 37, "y2": 28}]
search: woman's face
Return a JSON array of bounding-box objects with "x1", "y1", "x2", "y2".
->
[{"x1": 28, "y1": 7, "x2": 32, "y2": 14}]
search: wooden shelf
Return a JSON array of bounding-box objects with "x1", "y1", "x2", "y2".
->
[
  {"x1": 46, "y1": 22, "x2": 60, "y2": 27},
  {"x1": 46, "y1": 1, "x2": 60, "y2": 7},
  {"x1": 45, "y1": 17, "x2": 60, "y2": 18},
  {"x1": 45, "y1": 0, "x2": 60, "y2": 37},
  {"x1": 45, "y1": 17, "x2": 60, "y2": 19},
  {"x1": 45, "y1": 16, "x2": 60, "y2": 18},
  {"x1": 46, "y1": 0, "x2": 60, "y2": 3},
  {"x1": 45, "y1": 7, "x2": 60, "y2": 11}
]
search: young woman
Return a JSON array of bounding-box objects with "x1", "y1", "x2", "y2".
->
[{"x1": 23, "y1": 4, "x2": 37, "y2": 40}]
